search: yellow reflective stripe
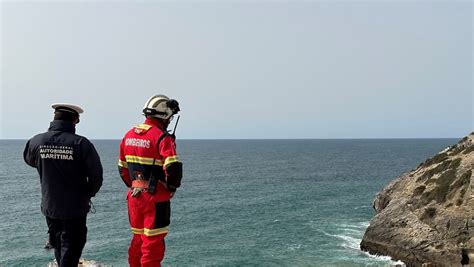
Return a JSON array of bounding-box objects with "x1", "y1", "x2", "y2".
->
[
  {"x1": 135, "y1": 124, "x2": 152, "y2": 130},
  {"x1": 144, "y1": 227, "x2": 168, "y2": 236},
  {"x1": 131, "y1": 227, "x2": 144, "y2": 234},
  {"x1": 118, "y1": 159, "x2": 128, "y2": 168},
  {"x1": 164, "y1": 155, "x2": 180, "y2": 166},
  {"x1": 125, "y1": 155, "x2": 163, "y2": 166},
  {"x1": 131, "y1": 227, "x2": 168, "y2": 236}
]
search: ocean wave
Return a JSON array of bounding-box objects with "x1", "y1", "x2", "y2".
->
[
  {"x1": 337, "y1": 221, "x2": 370, "y2": 230},
  {"x1": 287, "y1": 243, "x2": 302, "y2": 251},
  {"x1": 339, "y1": 228, "x2": 362, "y2": 234},
  {"x1": 354, "y1": 205, "x2": 372, "y2": 210},
  {"x1": 335, "y1": 222, "x2": 371, "y2": 238},
  {"x1": 361, "y1": 250, "x2": 394, "y2": 262},
  {"x1": 316, "y1": 222, "x2": 398, "y2": 264},
  {"x1": 317, "y1": 229, "x2": 361, "y2": 251}
]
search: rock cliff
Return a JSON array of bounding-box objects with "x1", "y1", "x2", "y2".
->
[{"x1": 361, "y1": 133, "x2": 474, "y2": 266}]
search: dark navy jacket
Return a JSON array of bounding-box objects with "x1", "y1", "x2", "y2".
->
[{"x1": 23, "y1": 120, "x2": 103, "y2": 219}]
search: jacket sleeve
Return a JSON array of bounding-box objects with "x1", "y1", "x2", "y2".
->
[
  {"x1": 83, "y1": 140, "x2": 103, "y2": 197},
  {"x1": 118, "y1": 138, "x2": 132, "y2": 187},
  {"x1": 160, "y1": 135, "x2": 183, "y2": 192},
  {"x1": 23, "y1": 139, "x2": 37, "y2": 168}
]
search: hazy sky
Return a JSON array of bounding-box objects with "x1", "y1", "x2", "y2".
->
[{"x1": 1, "y1": 1, "x2": 472, "y2": 139}]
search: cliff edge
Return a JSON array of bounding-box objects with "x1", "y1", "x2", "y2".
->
[{"x1": 361, "y1": 133, "x2": 474, "y2": 266}]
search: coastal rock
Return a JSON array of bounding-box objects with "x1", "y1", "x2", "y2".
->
[
  {"x1": 47, "y1": 259, "x2": 108, "y2": 267},
  {"x1": 361, "y1": 133, "x2": 474, "y2": 266}
]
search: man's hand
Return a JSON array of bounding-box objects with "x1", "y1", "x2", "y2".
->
[
  {"x1": 158, "y1": 180, "x2": 175, "y2": 198},
  {"x1": 131, "y1": 187, "x2": 143, "y2": 197}
]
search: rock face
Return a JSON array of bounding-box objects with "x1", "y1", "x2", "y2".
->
[
  {"x1": 47, "y1": 259, "x2": 108, "y2": 267},
  {"x1": 361, "y1": 133, "x2": 474, "y2": 266}
]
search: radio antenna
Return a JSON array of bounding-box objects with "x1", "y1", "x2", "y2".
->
[{"x1": 172, "y1": 115, "x2": 180, "y2": 135}]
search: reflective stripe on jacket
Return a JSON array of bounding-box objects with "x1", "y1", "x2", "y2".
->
[{"x1": 118, "y1": 118, "x2": 182, "y2": 197}]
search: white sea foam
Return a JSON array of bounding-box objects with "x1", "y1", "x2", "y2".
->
[
  {"x1": 317, "y1": 222, "x2": 402, "y2": 264},
  {"x1": 334, "y1": 234, "x2": 362, "y2": 251},
  {"x1": 354, "y1": 205, "x2": 372, "y2": 210},
  {"x1": 340, "y1": 227, "x2": 362, "y2": 234},
  {"x1": 287, "y1": 243, "x2": 302, "y2": 251},
  {"x1": 337, "y1": 221, "x2": 370, "y2": 229}
]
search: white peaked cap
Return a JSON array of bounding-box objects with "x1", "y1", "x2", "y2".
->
[{"x1": 51, "y1": 103, "x2": 84, "y2": 114}]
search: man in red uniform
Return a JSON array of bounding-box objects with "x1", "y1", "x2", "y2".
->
[{"x1": 118, "y1": 95, "x2": 183, "y2": 267}]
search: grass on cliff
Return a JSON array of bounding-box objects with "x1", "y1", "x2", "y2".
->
[
  {"x1": 412, "y1": 185, "x2": 426, "y2": 197},
  {"x1": 419, "y1": 152, "x2": 448, "y2": 168},
  {"x1": 420, "y1": 168, "x2": 471, "y2": 205},
  {"x1": 420, "y1": 207, "x2": 437, "y2": 222},
  {"x1": 462, "y1": 145, "x2": 474, "y2": 155},
  {"x1": 421, "y1": 158, "x2": 461, "y2": 184},
  {"x1": 421, "y1": 169, "x2": 457, "y2": 204},
  {"x1": 448, "y1": 135, "x2": 474, "y2": 156},
  {"x1": 449, "y1": 170, "x2": 472, "y2": 206},
  {"x1": 450, "y1": 145, "x2": 465, "y2": 156}
]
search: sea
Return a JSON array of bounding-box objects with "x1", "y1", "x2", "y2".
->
[{"x1": 0, "y1": 138, "x2": 458, "y2": 267}]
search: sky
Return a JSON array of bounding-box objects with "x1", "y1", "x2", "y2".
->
[{"x1": 1, "y1": 1, "x2": 472, "y2": 139}]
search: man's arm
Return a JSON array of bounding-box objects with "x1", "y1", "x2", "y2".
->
[
  {"x1": 84, "y1": 140, "x2": 103, "y2": 197},
  {"x1": 160, "y1": 135, "x2": 183, "y2": 192},
  {"x1": 23, "y1": 139, "x2": 37, "y2": 168},
  {"x1": 118, "y1": 138, "x2": 132, "y2": 187}
]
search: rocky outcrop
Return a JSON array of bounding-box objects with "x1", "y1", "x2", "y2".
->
[
  {"x1": 47, "y1": 259, "x2": 108, "y2": 267},
  {"x1": 361, "y1": 133, "x2": 474, "y2": 266}
]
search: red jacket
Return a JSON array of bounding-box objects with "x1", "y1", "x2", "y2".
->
[{"x1": 118, "y1": 118, "x2": 182, "y2": 199}]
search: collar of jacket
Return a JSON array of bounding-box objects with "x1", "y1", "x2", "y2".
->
[
  {"x1": 48, "y1": 120, "x2": 76, "y2": 133},
  {"x1": 144, "y1": 117, "x2": 166, "y2": 131}
]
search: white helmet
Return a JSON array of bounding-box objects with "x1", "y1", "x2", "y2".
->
[{"x1": 142, "y1": 94, "x2": 180, "y2": 120}]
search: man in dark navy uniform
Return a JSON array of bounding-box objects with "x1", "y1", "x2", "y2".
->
[{"x1": 24, "y1": 103, "x2": 103, "y2": 267}]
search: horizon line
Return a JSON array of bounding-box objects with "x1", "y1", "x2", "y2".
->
[{"x1": 0, "y1": 137, "x2": 462, "y2": 141}]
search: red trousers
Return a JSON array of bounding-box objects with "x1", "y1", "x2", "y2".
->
[{"x1": 127, "y1": 189, "x2": 171, "y2": 267}]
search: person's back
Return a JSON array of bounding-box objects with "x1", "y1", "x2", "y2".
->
[
  {"x1": 24, "y1": 103, "x2": 103, "y2": 267},
  {"x1": 118, "y1": 95, "x2": 183, "y2": 266}
]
